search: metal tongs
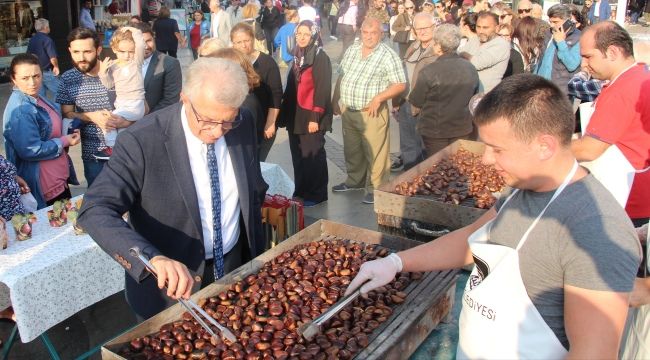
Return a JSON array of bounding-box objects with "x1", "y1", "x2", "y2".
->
[
  {"x1": 129, "y1": 247, "x2": 237, "y2": 343},
  {"x1": 298, "y1": 282, "x2": 366, "y2": 341}
]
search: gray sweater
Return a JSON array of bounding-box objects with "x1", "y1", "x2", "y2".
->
[{"x1": 470, "y1": 36, "x2": 510, "y2": 93}]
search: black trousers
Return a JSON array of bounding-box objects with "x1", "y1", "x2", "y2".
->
[{"x1": 288, "y1": 131, "x2": 328, "y2": 203}]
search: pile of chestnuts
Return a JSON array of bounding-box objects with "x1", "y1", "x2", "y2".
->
[
  {"x1": 119, "y1": 236, "x2": 423, "y2": 360},
  {"x1": 394, "y1": 148, "x2": 506, "y2": 209}
]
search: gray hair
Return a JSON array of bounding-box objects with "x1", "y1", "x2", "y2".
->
[
  {"x1": 434, "y1": 24, "x2": 461, "y2": 54},
  {"x1": 547, "y1": 4, "x2": 570, "y2": 19},
  {"x1": 413, "y1": 12, "x2": 435, "y2": 26},
  {"x1": 361, "y1": 16, "x2": 383, "y2": 31},
  {"x1": 35, "y1": 18, "x2": 49, "y2": 32},
  {"x1": 183, "y1": 58, "x2": 248, "y2": 108}
]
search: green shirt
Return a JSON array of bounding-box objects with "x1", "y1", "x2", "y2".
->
[{"x1": 339, "y1": 42, "x2": 406, "y2": 110}]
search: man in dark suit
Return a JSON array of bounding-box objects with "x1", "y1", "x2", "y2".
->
[
  {"x1": 139, "y1": 23, "x2": 182, "y2": 113},
  {"x1": 78, "y1": 58, "x2": 268, "y2": 320}
]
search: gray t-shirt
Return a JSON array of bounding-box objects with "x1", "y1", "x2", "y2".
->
[{"x1": 491, "y1": 174, "x2": 641, "y2": 350}]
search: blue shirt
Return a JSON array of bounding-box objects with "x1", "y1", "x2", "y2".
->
[
  {"x1": 56, "y1": 68, "x2": 113, "y2": 160},
  {"x1": 27, "y1": 32, "x2": 57, "y2": 72},
  {"x1": 274, "y1": 23, "x2": 297, "y2": 63},
  {"x1": 79, "y1": 8, "x2": 96, "y2": 31}
]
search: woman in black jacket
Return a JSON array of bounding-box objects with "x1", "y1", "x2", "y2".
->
[
  {"x1": 279, "y1": 21, "x2": 332, "y2": 206},
  {"x1": 259, "y1": 0, "x2": 282, "y2": 55}
]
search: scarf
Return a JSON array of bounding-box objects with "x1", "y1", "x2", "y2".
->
[{"x1": 292, "y1": 21, "x2": 322, "y2": 82}]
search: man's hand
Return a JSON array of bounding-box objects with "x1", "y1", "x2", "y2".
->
[
  {"x1": 344, "y1": 253, "x2": 402, "y2": 296},
  {"x1": 332, "y1": 101, "x2": 342, "y2": 116},
  {"x1": 553, "y1": 24, "x2": 567, "y2": 43},
  {"x1": 264, "y1": 123, "x2": 276, "y2": 139},
  {"x1": 366, "y1": 96, "x2": 383, "y2": 118},
  {"x1": 392, "y1": 107, "x2": 400, "y2": 122},
  {"x1": 150, "y1": 255, "x2": 194, "y2": 300},
  {"x1": 99, "y1": 58, "x2": 113, "y2": 75},
  {"x1": 87, "y1": 110, "x2": 114, "y2": 130},
  {"x1": 15, "y1": 176, "x2": 30, "y2": 194},
  {"x1": 108, "y1": 114, "x2": 134, "y2": 129},
  {"x1": 308, "y1": 121, "x2": 319, "y2": 134},
  {"x1": 629, "y1": 278, "x2": 650, "y2": 308},
  {"x1": 65, "y1": 129, "x2": 82, "y2": 146},
  {"x1": 52, "y1": 66, "x2": 60, "y2": 76}
]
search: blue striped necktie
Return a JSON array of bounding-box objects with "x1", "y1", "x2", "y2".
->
[{"x1": 206, "y1": 143, "x2": 225, "y2": 279}]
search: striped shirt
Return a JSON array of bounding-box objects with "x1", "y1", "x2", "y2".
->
[{"x1": 339, "y1": 42, "x2": 406, "y2": 110}]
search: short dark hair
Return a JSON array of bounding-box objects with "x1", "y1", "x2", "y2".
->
[
  {"x1": 130, "y1": 15, "x2": 141, "y2": 21},
  {"x1": 592, "y1": 21, "x2": 634, "y2": 58},
  {"x1": 136, "y1": 22, "x2": 154, "y2": 36},
  {"x1": 473, "y1": 74, "x2": 574, "y2": 146},
  {"x1": 67, "y1": 27, "x2": 100, "y2": 48},
  {"x1": 547, "y1": 4, "x2": 571, "y2": 20},
  {"x1": 461, "y1": 13, "x2": 478, "y2": 33},
  {"x1": 10, "y1": 53, "x2": 40, "y2": 79},
  {"x1": 477, "y1": 10, "x2": 498, "y2": 25}
]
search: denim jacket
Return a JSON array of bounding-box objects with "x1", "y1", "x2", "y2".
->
[
  {"x1": 189, "y1": 20, "x2": 211, "y2": 47},
  {"x1": 3, "y1": 89, "x2": 77, "y2": 209}
]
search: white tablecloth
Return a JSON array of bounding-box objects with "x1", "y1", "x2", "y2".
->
[
  {"x1": 0, "y1": 196, "x2": 125, "y2": 343},
  {"x1": 261, "y1": 162, "x2": 294, "y2": 198},
  {"x1": 0, "y1": 164, "x2": 293, "y2": 343}
]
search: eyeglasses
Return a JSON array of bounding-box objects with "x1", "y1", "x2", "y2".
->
[
  {"x1": 189, "y1": 102, "x2": 243, "y2": 129},
  {"x1": 499, "y1": 14, "x2": 509, "y2": 19},
  {"x1": 414, "y1": 24, "x2": 434, "y2": 31},
  {"x1": 518, "y1": 8, "x2": 531, "y2": 14},
  {"x1": 405, "y1": 6, "x2": 414, "y2": 8},
  {"x1": 498, "y1": 32, "x2": 511, "y2": 37}
]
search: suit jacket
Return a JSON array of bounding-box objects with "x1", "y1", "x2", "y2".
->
[
  {"x1": 78, "y1": 102, "x2": 268, "y2": 318},
  {"x1": 144, "y1": 51, "x2": 182, "y2": 113},
  {"x1": 210, "y1": 10, "x2": 232, "y2": 46}
]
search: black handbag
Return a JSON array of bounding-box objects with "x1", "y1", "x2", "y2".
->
[{"x1": 393, "y1": 30, "x2": 410, "y2": 43}]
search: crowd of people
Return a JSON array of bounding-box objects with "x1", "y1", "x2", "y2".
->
[{"x1": 1, "y1": 0, "x2": 649, "y2": 357}]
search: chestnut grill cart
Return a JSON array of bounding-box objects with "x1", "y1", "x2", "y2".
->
[
  {"x1": 375, "y1": 140, "x2": 494, "y2": 242},
  {"x1": 101, "y1": 220, "x2": 459, "y2": 359}
]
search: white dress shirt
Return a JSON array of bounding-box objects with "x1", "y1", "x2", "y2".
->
[
  {"x1": 141, "y1": 54, "x2": 152, "y2": 80},
  {"x1": 180, "y1": 105, "x2": 241, "y2": 258}
]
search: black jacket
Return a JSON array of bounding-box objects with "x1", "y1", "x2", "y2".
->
[
  {"x1": 144, "y1": 51, "x2": 182, "y2": 112},
  {"x1": 259, "y1": 6, "x2": 282, "y2": 29},
  {"x1": 409, "y1": 53, "x2": 479, "y2": 139},
  {"x1": 78, "y1": 102, "x2": 268, "y2": 319}
]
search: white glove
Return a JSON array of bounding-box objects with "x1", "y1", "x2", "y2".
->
[{"x1": 344, "y1": 253, "x2": 403, "y2": 296}]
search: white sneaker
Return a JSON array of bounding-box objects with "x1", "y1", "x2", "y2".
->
[{"x1": 330, "y1": 35, "x2": 338, "y2": 40}]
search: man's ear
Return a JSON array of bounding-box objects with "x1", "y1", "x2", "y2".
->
[{"x1": 536, "y1": 134, "x2": 558, "y2": 161}]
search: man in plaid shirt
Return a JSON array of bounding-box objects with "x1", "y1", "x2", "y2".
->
[{"x1": 332, "y1": 17, "x2": 407, "y2": 204}]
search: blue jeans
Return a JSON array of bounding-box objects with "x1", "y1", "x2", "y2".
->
[
  {"x1": 39, "y1": 70, "x2": 59, "y2": 102},
  {"x1": 83, "y1": 159, "x2": 107, "y2": 187}
]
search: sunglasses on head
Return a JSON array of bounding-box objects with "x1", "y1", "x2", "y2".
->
[{"x1": 518, "y1": 8, "x2": 531, "y2": 13}]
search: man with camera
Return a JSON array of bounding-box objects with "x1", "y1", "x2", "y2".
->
[{"x1": 535, "y1": 4, "x2": 581, "y2": 96}]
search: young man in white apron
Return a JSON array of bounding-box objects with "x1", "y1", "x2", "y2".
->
[{"x1": 346, "y1": 74, "x2": 641, "y2": 359}]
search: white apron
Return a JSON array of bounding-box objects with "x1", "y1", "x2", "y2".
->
[
  {"x1": 620, "y1": 221, "x2": 650, "y2": 360},
  {"x1": 579, "y1": 101, "x2": 650, "y2": 208},
  {"x1": 457, "y1": 162, "x2": 578, "y2": 359}
]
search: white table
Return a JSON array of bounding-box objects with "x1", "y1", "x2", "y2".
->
[
  {"x1": 0, "y1": 164, "x2": 293, "y2": 344},
  {"x1": 0, "y1": 197, "x2": 125, "y2": 344}
]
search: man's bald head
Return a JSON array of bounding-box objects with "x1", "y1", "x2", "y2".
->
[{"x1": 584, "y1": 21, "x2": 634, "y2": 58}]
